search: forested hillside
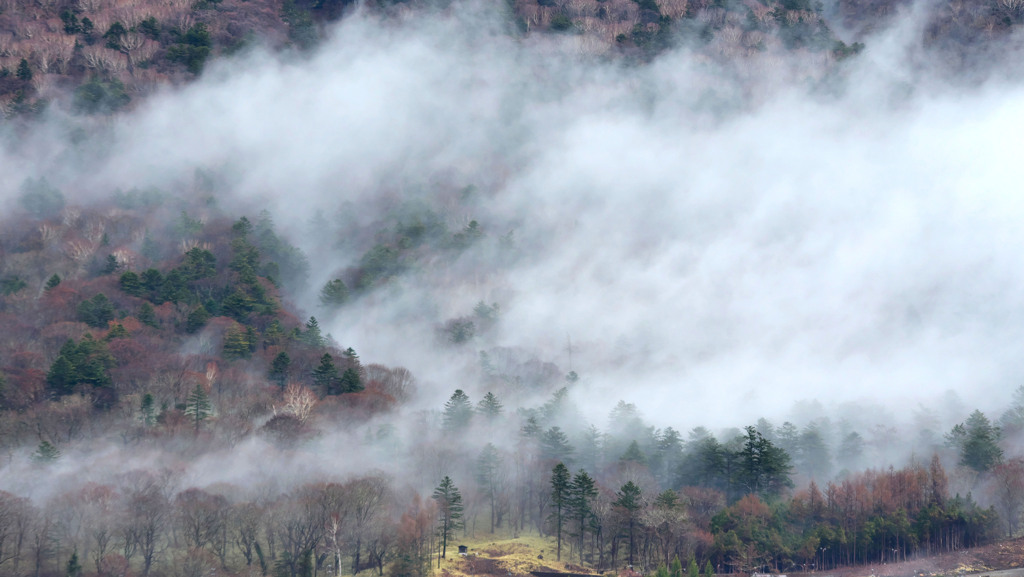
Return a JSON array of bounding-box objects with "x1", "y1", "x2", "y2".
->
[{"x1": 4, "y1": 0, "x2": 1024, "y2": 573}]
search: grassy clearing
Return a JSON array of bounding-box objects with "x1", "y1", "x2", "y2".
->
[{"x1": 435, "y1": 530, "x2": 600, "y2": 577}]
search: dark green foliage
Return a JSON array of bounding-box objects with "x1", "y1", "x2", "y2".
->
[
  {"x1": 550, "y1": 13, "x2": 574, "y2": 31},
  {"x1": 119, "y1": 271, "x2": 142, "y2": 296},
  {"x1": 16, "y1": 59, "x2": 31, "y2": 81},
  {"x1": 66, "y1": 550, "x2": 82, "y2": 577},
  {"x1": 81, "y1": 17, "x2": 94, "y2": 40},
  {"x1": 46, "y1": 336, "x2": 115, "y2": 396},
  {"x1": 73, "y1": 77, "x2": 130, "y2": 115},
  {"x1": 159, "y1": 269, "x2": 188, "y2": 304},
  {"x1": 301, "y1": 317, "x2": 324, "y2": 348},
  {"x1": 138, "y1": 16, "x2": 160, "y2": 40},
  {"x1": 167, "y1": 24, "x2": 212, "y2": 74},
  {"x1": 141, "y1": 269, "x2": 163, "y2": 293},
  {"x1": 947, "y1": 410, "x2": 1003, "y2": 472},
  {"x1": 137, "y1": 302, "x2": 158, "y2": 327},
  {"x1": 550, "y1": 463, "x2": 571, "y2": 559},
  {"x1": 339, "y1": 367, "x2": 363, "y2": 393},
  {"x1": 223, "y1": 326, "x2": 256, "y2": 360},
  {"x1": 432, "y1": 476, "x2": 464, "y2": 559},
  {"x1": 833, "y1": 40, "x2": 865, "y2": 60},
  {"x1": 567, "y1": 469, "x2": 597, "y2": 562},
  {"x1": 46, "y1": 355, "x2": 78, "y2": 396},
  {"x1": 45, "y1": 274, "x2": 61, "y2": 291},
  {"x1": 78, "y1": 293, "x2": 115, "y2": 328},
  {"x1": 103, "y1": 21, "x2": 127, "y2": 50},
  {"x1": 18, "y1": 178, "x2": 64, "y2": 218},
  {"x1": 313, "y1": 353, "x2": 340, "y2": 393},
  {"x1": 105, "y1": 323, "x2": 129, "y2": 340},
  {"x1": 269, "y1": 351, "x2": 290, "y2": 388},
  {"x1": 101, "y1": 254, "x2": 119, "y2": 275},
  {"x1": 61, "y1": 10, "x2": 81, "y2": 34},
  {"x1": 180, "y1": 248, "x2": 216, "y2": 281},
  {"x1": 185, "y1": 306, "x2": 211, "y2": 333},
  {"x1": 737, "y1": 425, "x2": 793, "y2": 498},
  {"x1": 33, "y1": 440, "x2": 60, "y2": 462},
  {"x1": 615, "y1": 481, "x2": 644, "y2": 566},
  {"x1": 140, "y1": 393, "x2": 156, "y2": 426},
  {"x1": 184, "y1": 384, "x2": 212, "y2": 432},
  {"x1": 253, "y1": 211, "x2": 309, "y2": 290},
  {"x1": 451, "y1": 220, "x2": 484, "y2": 249},
  {"x1": 442, "y1": 389, "x2": 473, "y2": 432},
  {"x1": 319, "y1": 279, "x2": 349, "y2": 307},
  {"x1": 0, "y1": 276, "x2": 27, "y2": 295},
  {"x1": 282, "y1": 0, "x2": 318, "y2": 49}
]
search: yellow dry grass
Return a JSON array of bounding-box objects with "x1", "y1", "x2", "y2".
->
[{"x1": 436, "y1": 531, "x2": 600, "y2": 577}]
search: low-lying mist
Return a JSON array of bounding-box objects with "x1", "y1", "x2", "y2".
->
[{"x1": 4, "y1": 0, "x2": 1024, "y2": 500}]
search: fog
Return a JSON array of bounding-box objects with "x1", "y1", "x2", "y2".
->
[{"x1": 4, "y1": 0, "x2": 1024, "y2": 493}]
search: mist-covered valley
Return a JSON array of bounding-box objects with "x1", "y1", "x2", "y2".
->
[{"x1": 4, "y1": 1, "x2": 1024, "y2": 576}]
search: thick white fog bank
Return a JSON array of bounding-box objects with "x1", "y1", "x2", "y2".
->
[{"x1": 4, "y1": 2, "x2": 1024, "y2": 434}]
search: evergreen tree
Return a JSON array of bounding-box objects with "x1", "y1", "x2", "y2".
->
[
  {"x1": 442, "y1": 389, "x2": 473, "y2": 433},
  {"x1": 46, "y1": 354, "x2": 78, "y2": 396},
  {"x1": 16, "y1": 58, "x2": 31, "y2": 81},
  {"x1": 737, "y1": 426, "x2": 793, "y2": 498},
  {"x1": 477, "y1": 444, "x2": 503, "y2": 533},
  {"x1": 614, "y1": 481, "x2": 643, "y2": 567},
  {"x1": 105, "y1": 323, "x2": 129, "y2": 340},
  {"x1": 550, "y1": 463, "x2": 571, "y2": 560},
  {"x1": 568, "y1": 469, "x2": 597, "y2": 564},
  {"x1": 138, "y1": 302, "x2": 158, "y2": 327},
  {"x1": 101, "y1": 254, "x2": 119, "y2": 275},
  {"x1": 223, "y1": 326, "x2": 253, "y2": 360},
  {"x1": 302, "y1": 316, "x2": 324, "y2": 348},
  {"x1": 688, "y1": 557, "x2": 700, "y2": 577},
  {"x1": 620, "y1": 440, "x2": 648, "y2": 464},
  {"x1": 703, "y1": 560, "x2": 714, "y2": 577},
  {"x1": 78, "y1": 293, "x2": 115, "y2": 328},
  {"x1": 540, "y1": 426, "x2": 574, "y2": 464},
  {"x1": 185, "y1": 306, "x2": 211, "y2": 334},
  {"x1": 313, "y1": 353, "x2": 340, "y2": 394},
  {"x1": 671, "y1": 557, "x2": 684, "y2": 577},
  {"x1": 119, "y1": 271, "x2": 143, "y2": 296},
  {"x1": 948, "y1": 410, "x2": 1003, "y2": 472},
  {"x1": 477, "y1": 391, "x2": 503, "y2": 420},
  {"x1": 269, "y1": 351, "x2": 290, "y2": 388},
  {"x1": 33, "y1": 440, "x2": 60, "y2": 462},
  {"x1": 66, "y1": 550, "x2": 82, "y2": 577},
  {"x1": 320, "y1": 279, "x2": 350, "y2": 307},
  {"x1": 340, "y1": 367, "x2": 363, "y2": 393},
  {"x1": 432, "y1": 476, "x2": 464, "y2": 562},
  {"x1": 45, "y1": 274, "x2": 61, "y2": 291},
  {"x1": 184, "y1": 384, "x2": 212, "y2": 433},
  {"x1": 140, "y1": 393, "x2": 156, "y2": 427}
]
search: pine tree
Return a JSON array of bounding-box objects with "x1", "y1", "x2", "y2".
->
[
  {"x1": 320, "y1": 279, "x2": 349, "y2": 307},
  {"x1": 540, "y1": 427, "x2": 574, "y2": 464},
  {"x1": 185, "y1": 306, "x2": 211, "y2": 334},
  {"x1": 269, "y1": 351, "x2": 290, "y2": 388},
  {"x1": 432, "y1": 476, "x2": 464, "y2": 562},
  {"x1": 550, "y1": 463, "x2": 571, "y2": 560},
  {"x1": 442, "y1": 389, "x2": 473, "y2": 433},
  {"x1": 34, "y1": 440, "x2": 60, "y2": 462},
  {"x1": 614, "y1": 481, "x2": 643, "y2": 567},
  {"x1": 66, "y1": 549, "x2": 82, "y2": 577},
  {"x1": 671, "y1": 557, "x2": 684, "y2": 577},
  {"x1": 313, "y1": 353, "x2": 340, "y2": 394},
  {"x1": 138, "y1": 302, "x2": 159, "y2": 328},
  {"x1": 688, "y1": 557, "x2": 700, "y2": 577},
  {"x1": 340, "y1": 367, "x2": 363, "y2": 393},
  {"x1": 44, "y1": 274, "x2": 61, "y2": 291},
  {"x1": 223, "y1": 326, "x2": 252, "y2": 360},
  {"x1": 184, "y1": 384, "x2": 212, "y2": 433},
  {"x1": 568, "y1": 469, "x2": 597, "y2": 563},
  {"x1": 476, "y1": 444, "x2": 503, "y2": 533},
  {"x1": 703, "y1": 560, "x2": 714, "y2": 577},
  {"x1": 46, "y1": 354, "x2": 78, "y2": 396},
  {"x1": 16, "y1": 58, "x2": 31, "y2": 81},
  {"x1": 140, "y1": 393, "x2": 156, "y2": 427},
  {"x1": 302, "y1": 316, "x2": 324, "y2": 348},
  {"x1": 477, "y1": 392, "x2": 503, "y2": 420}
]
